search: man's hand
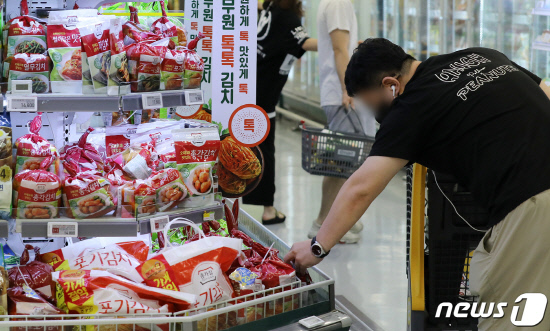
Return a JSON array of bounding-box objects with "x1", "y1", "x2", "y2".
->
[
  {"x1": 284, "y1": 240, "x2": 323, "y2": 275},
  {"x1": 342, "y1": 91, "x2": 355, "y2": 110}
]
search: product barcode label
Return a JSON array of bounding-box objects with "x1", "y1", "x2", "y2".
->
[
  {"x1": 142, "y1": 93, "x2": 163, "y2": 110},
  {"x1": 7, "y1": 96, "x2": 37, "y2": 112},
  {"x1": 150, "y1": 215, "x2": 170, "y2": 233},
  {"x1": 185, "y1": 90, "x2": 204, "y2": 105},
  {"x1": 47, "y1": 222, "x2": 78, "y2": 238}
]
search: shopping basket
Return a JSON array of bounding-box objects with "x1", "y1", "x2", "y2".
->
[
  {"x1": 300, "y1": 122, "x2": 375, "y2": 179},
  {"x1": 407, "y1": 165, "x2": 491, "y2": 331},
  {"x1": 0, "y1": 203, "x2": 342, "y2": 331}
]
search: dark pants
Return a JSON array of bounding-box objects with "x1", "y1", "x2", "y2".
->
[{"x1": 243, "y1": 117, "x2": 276, "y2": 206}]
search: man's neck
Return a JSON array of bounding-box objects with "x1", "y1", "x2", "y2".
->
[{"x1": 399, "y1": 60, "x2": 422, "y2": 94}]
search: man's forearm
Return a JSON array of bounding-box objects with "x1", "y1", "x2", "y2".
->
[{"x1": 334, "y1": 48, "x2": 350, "y2": 92}]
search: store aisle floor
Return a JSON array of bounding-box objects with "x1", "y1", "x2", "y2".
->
[{"x1": 242, "y1": 117, "x2": 408, "y2": 331}]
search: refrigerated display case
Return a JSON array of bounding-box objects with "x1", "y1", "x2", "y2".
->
[
  {"x1": 531, "y1": 2, "x2": 550, "y2": 80},
  {"x1": 404, "y1": 0, "x2": 423, "y2": 59},
  {"x1": 427, "y1": 0, "x2": 448, "y2": 56}
]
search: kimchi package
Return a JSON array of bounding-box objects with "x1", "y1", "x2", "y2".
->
[
  {"x1": 127, "y1": 38, "x2": 168, "y2": 92},
  {"x1": 151, "y1": 168, "x2": 187, "y2": 212},
  {"x1": 8, "y1": 285, "x2": 65, "y2": 331},
  {"x1": 119, "y1": 178, "x2": 156, "y2": 218},
  {"x1": 107, "y1": 17, "x2": 130, "y2": 95},
  {"x1": 150, "y1": 0, "x2": 178, "y2": 47},
  {"x1": 15, "y1": 113, "x2": 58, "y2": 174},
  {"x1": 79, "y1": 17, "x2": 111, "y2": 94},
  {"x1": 183, "y1": 33, "x2": 205, "y2": 89},
  {"x1": 174, "y1": 127, "x2": 220, "y2": 207},
  {"x1": 61, "y1": 127, "x2": 105, "y2": 179},
  {"x1": 8, "y1": 53, "x2": 50, "y2": 93},
  {"x1": 105, "y1": 124, "x2": 137, "y2": 157},
  {"x1": 63, "y1": 172, "x2": 116, "y2": 219},
  {"x1": 136, "y1": 220, "x2": 242, "y2": 308},
  {"x1": 53, "y1": 270, "x2": 196, "y2": 316},
  {"x1": 13, "y1": 168, "x2": 62, "y2": 219},
  {"x1": 3, "y1": 0, "x2": 46, "y2": 59},
  {"x1": 8, "y1": 246, "x2": 55, "y2": 300},
  {"x1": 161, "y1": 48, "x2": 185, "y2": 90},
  {"x1": 47, "y1": 9, "x2": 98, "y2": 94},
  {"x1": 123, "y1": 6, "x2": 157, "y2": 45}
]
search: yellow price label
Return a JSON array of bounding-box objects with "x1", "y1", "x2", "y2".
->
[{"x1": 0, "y1": 165, "x2": 12, "y2": 182}]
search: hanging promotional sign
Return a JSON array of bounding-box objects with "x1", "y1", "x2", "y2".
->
[{"x1": 212, "y1": 0, "x2": 262, "y2": 145}]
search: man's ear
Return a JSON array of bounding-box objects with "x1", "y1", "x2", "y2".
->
[{"x1": 381, "y1": 76, "x2": 400, "y2": 90}]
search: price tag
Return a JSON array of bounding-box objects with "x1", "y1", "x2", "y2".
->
[
  {"x1": 7, "y1": 96, "x2": 37, "y2": 112},
  {"x1": 11, "y1": 80, "x2": 33, "y2": 94},
  {"x1": 150, "y1": 215, "x2": 170, "y2": 233},
  {"x1": 185, "y1": 90, "x2": 204, "y2": 105},
  {"x1": 142, "y1": 93, "x2": 163, "y2": 110},
  {"x1": 203, "y1": 211, "x2": 215, "y2": 222},
  {"x1": 48, "y1": 222, "x2": 78, "y2": 238}
]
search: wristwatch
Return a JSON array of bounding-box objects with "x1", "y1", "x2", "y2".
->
[{"x1": 311, "y1": 236, "x2": 330, "y2": 258}]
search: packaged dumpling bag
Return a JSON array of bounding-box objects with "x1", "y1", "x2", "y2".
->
[
  {"x1": 47, "y1": 9, "x2": 98, "y2": 94},
  {"x1": 135, "y1": 219, "x2": 242, "y2": 308}
]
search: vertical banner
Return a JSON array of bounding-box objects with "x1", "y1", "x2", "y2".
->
[
  {"x1": 183, "y1": 0, "x2": 214, "y2": 114},
  {"x1": 212, "y1": 0, "x2": 258, "y2": 135}
]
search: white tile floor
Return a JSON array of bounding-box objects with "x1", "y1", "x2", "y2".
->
[{"x1": 242, "y1": 117, "x2": 408, "y2": 331}]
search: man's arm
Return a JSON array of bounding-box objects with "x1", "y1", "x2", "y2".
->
[
  {"x1": 284, "y1": 156, "x2": 408, "y2": 274},
  {"x1": 329, "y1": 29, "x2": 353, "y2": 109},
  {"x1": 540, "y1": 81, "x2": 550, "y2": 100},
  {"x1": 302, "y1": 38, "x2": 318, "y2": 52}
]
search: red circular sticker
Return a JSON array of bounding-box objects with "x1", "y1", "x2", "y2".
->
[{"x1": 228, "y1": 104, "x2": 271, "y2": 147}]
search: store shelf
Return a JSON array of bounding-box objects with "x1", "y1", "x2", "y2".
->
[
  {"x1": 533, "y1": 8, "x2": 550, "y2": 17},
  {"x1": 17, "y1": 218, "x2": 138, "y2": 238},
  {"x1": 138, "y1": 203, "x2": 224, "y2": 234},
  {"x1": 5, "y1": 90, "x2": 203, "y2": 112},
  {"x1": 532, "y1": 42, "x2": 550, "y2": 52}
]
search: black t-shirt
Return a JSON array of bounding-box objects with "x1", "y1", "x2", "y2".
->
[
  {"x1": 256, "y1": 5, "x2": 309, "y2": 115},
  {"x1": 369, "y1": 47, "x2": 550, "y2": 226}
]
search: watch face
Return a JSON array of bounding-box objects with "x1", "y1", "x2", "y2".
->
[{"x1": 312, "y1": 244, "x2": 323, "y2": 257}]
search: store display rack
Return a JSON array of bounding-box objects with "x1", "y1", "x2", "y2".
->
[{"x1": 4, "y1": 89, "x2": 204, "y2": 112}]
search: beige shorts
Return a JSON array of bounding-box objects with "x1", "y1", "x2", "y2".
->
[{"x1": 470, "y1": 188, "x2": 550, "y2": 330}]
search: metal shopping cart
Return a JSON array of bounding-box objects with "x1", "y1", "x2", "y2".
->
[
  {"x1": 407, "y1": 164, "x2": 491, "y2": 331},
  {"x1": 0, "y1": 204, "x2": 350, "y2": 331}
]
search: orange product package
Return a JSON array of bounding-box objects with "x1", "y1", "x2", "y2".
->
[
  {"x1": 135, "y1": 220, "x2": 242, "y2": 308},
  {"x1": 53, "y1": 269, "x2": 196, "y2": 327},
  {"x1": 63, "y1": 172, "x2": 116, "y2": 219},
  {"x1": 14, "y1": 113, "x2": 59, "y2": 174},
  {"x1": 41, "y1": 240, "x2": 148, "y2": 283},
  {"x1": 13, "y1": 167, "x2": 62, "y2": 219},
  {"x1": 151, "y1": 168, "x2": 188, "y2": 212},
  {"x1": 118, "y1": 178, "x2": 157, "y2": 218}
]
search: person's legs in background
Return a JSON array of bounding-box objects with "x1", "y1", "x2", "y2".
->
[{"x1": 243, "y1": 117, "x2": 286, "y2": 224}]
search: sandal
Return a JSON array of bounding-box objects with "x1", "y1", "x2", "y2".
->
[{"x1": 262, "y1": 209, "x2": 286, "y2": 225}]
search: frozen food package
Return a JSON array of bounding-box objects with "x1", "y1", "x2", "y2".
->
[
  {"x1": 136, "y1": 220, "x2": 242, "y2": 308},
  {"x1": 151, "y1": 168, "x2": 187, "y2": 212},
  {"x1": 13, "y1": 168, "x2": 62, "y2": 219},
  {"x1": 45, "y1": 240, "x2": 148, "y2": 282},
  {"x1": 8, "y1": 285, "x2": 65, "y2": 331},
  {"x1": 107, "y1": 17, "x2": 130, "y2": 95},
  {"x1": 160, "y1": 48, "x2": 185, "y2": 90},
  {"x1": 78, "y1": 16, "x2": 111, "y2": 94},
  {"x1": 8, "y1": 53, "x2": 50, "y2": 93},
  {"x1": 47, "y1": 9, "x2": 98, "y2": 94},
  {"x1": 4, "y1": 0, "x2": 46, "y2": 59},
  {"x1": 126, "y1": 38, "x2": 168, "y2": 92},
  {"x1": 14, "y1": 113, "x2": 59, "y2": 174},
  {"x1": 183, "y1": 33, "x2": 205, "y2": 89},
  {"x1": 63, "y1": 172, "x2": 116, "y2": 219},
  {"x1": 174, "y1": 127, "x2": 219, "y2": 206},
  {"x1": 53, "y1": 269, "x2": 196, "y2": 315}
]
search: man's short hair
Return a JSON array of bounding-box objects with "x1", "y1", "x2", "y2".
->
[{"x1": 345, "y1": 38, "x2": 416, "y2": 97}]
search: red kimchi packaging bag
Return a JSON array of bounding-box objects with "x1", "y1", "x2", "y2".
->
[
  {"x1": 47, "y1": 9, "x2": 98, "y2": 94},
  {"x1": 150, "y1": 0, "x2": 178, "y2": 47},
  {"x1": 63, "y1": 172, "x2": 116, "y2": 219},
  {"x1": 13, "y1": 168, "x2": 62, "y2": 219},
  {"x1": 78, "y1": 16, "x2": 111, "y2": 94},
  {"x1": 15, "y1": 113, "x2": 59, "y2": 174},
  {"x1": 43, "y1": 240, "x2": 148, "y2": 282},
  {"x1": 126, "y1": 38, "x2": 168, "y2": 92},
  {"x1": 53, "y1": 270, "x2": 195, "y2": 323},
  {"x1": 8, "y1": 53, "x2": 50, "y2": 93},
  {"x1": 160, "y1": 48, "x2": 185, "y2": 90},
  {"x1": 8, "y1": 285, "x2": 65, "y2": 331},
  {"x1": 118, "y1": 178, "x2": 157, "y2": 218},
  {"x1": 183, "y1": 33, "x2": 205, "y2": 89},
  {"x1": 9, "y1": 245, "x2": 55, "y2": 301},
  {"x1": 136, "y1": 219, "x2": 242, "y2": 308},
  {"x1": 107, "y1": 17, "x2": 130, "y2": 95},
  {"x1": 60, "y1": 127, "x2": 105, "y2": 180},
  {"x1": 151, "y1": 168, "x2": 187, "y2": 212},
  {"x1": 105, "y1": 124, "x2": 138, "y2": 157},
  {"x1": 174, "y1": 127, "x2": 220, "y2": 207},
  {"x1": 4, "y1": 0, "x2": 47, "y2": 59},
  {"x1": 123, "y1": 6, "x2": 157, "y2": 46}
]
